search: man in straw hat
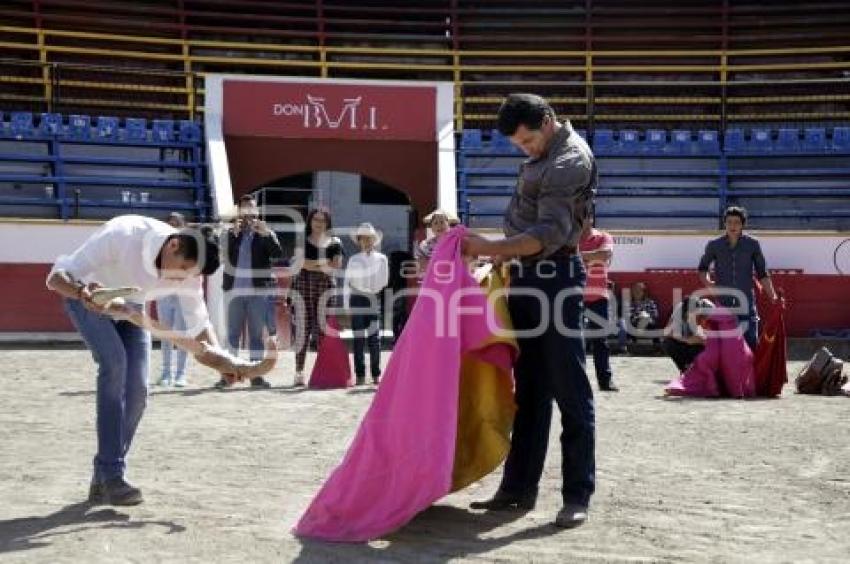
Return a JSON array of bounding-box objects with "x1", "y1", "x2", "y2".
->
[{"x1": 345, "y1": 222, "x2": 389, "y2": 385}]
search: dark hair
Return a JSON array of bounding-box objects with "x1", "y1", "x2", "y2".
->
[
  {"x1": 238, "y1": 194, "x2": 257, "y2": 206},
  {"x1": 173, "y1": 227, "x2": 221, "y2": 276},
  {"x1": 724, "y1": 205, "x2": 748, "y2": 225},
  {"x1": 496, "y1": 93, "x2": 555, "y2": 136},
  {"x1": 305, "y1": 208, "x2": 333, "y2": 237}
]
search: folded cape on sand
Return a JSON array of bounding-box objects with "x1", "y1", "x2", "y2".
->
[{"x1": 294, "y1": 226, "x2": 518, "y2": 542}]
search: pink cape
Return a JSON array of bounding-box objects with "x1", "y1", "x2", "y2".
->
[
  {"x1": 665, "y1": 307, "x2": 756, "y2": 398},
  {"x1": 308, "y1": 316, "x2": 352, "y2": 389},
  {"x1": 294, "y1": 227, "x2": 515, "y2": 542}
]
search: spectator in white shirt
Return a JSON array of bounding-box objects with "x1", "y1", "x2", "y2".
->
[
  {"x1": 344, "y1": 223, "x2": 389, "y2": 385},
  {"x1": 46, "y1": 215, "x2": 272, "y2": 506}
]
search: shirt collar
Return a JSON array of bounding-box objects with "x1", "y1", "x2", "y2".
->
[{"x1": 538, "y1": 120, "x2": 571, "y2": 161}]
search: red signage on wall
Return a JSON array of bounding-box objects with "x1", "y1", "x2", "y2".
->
[{"x1": 223, "y1": 80, "x2": 436, "y2": 141}]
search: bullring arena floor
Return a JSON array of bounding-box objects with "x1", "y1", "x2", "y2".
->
[{"x1": 0, "y1": 349, "x2": 848, "y2": 563}]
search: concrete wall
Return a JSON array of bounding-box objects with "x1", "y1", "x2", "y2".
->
[{"x1": 314, "y1": 171, "x2": 411, "y2": 256}]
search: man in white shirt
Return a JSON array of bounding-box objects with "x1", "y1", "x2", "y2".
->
[
  {"x1": 344, "y1": 223, "x2": 389, "y2": 385},
  {"x1": 46, "y1": 215, "x2": 271, "y2": 506}
]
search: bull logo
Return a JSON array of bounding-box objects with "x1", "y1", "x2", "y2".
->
[{"x1": 273, "y1": 94, "x2": 381, "y2": 130}]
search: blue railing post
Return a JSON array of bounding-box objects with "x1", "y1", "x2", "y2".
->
[{"x1": 50, "y1": 137, "x2": 69, "y2": 220}]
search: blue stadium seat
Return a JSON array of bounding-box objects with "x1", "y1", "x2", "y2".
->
[
  {"x1": 670, "y1": 130, "x2": 693, "y2": 154},
  {"x1": 490, "y1": 128, "x2": 512, "y2": 150},
  {"x1": 10, "y1": 112, "x2": 34, "y2": 138},
  {"x1": 592, "y1": 129, "x2": 615, "y2": 153},
  {"x1": 748, "y1": 127, "x2": 773, "y2": 152},
  {"x1": 39, "y1": 113, "x2": 63, "y2": 136},
  {"x1": 697, "y1": 130, "x2": 719, "y2": 154},
  {"x1": 832, "y1": 126, "x2": 850, "y2": 152},
  {"x1": 68, "y1": 114, "x2": 91, "y2": 140},
  {"x1": 178, "y1": 120, "x2": 201, "y2": 143},
  {"x1": 152, "y1": 119, "x2": 174, "y2": 142},
  {"x1": 96, "y1": 116, "x2": 119, "y2": 140},
  {"x1": 618, "y1": 129, "x2": 639, "y2": 153},
  {"x1": 125, "y1": 117, "x2": 147, "y2": 141},
  {"x1": 802, "y1": 127, "x2": 826, "y2": 152},
  {"x1": 645, "y1": 129, "x2": 667, "y2": 154},
  {"x1": 724, "y1": 128, "x2": 745, "y2": 153},
  {"x1": 776, "y1": 127, "x2": 800, "y2": 152},
  {"x1": 461, "y1": 128, "x2": 482, "y2": 149}
]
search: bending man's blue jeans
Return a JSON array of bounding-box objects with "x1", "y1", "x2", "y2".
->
[
  {"x1": 65, "y1": 299, "x2": 150, "y2": 482},
  {"x1": 500, "y1": 255, "x2": 596, "y2": 508}
]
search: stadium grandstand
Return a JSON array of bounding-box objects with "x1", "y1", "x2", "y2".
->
[{"x1": 0, "y1": 0, "x2": 848, "y2": 337}]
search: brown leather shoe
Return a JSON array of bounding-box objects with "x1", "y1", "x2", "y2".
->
[
  {"x1": 469, "y1": 489, "x2": 537, "y2": 511},
  {"x1": 90, "y1": 478, "x2": 143, "y2": 506}
]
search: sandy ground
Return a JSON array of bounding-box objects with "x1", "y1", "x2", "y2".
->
[{"x1": 0, "y1": 348, "x2": 848, "y2": 563}]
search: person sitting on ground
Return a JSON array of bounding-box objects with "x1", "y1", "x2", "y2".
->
[
  {"x1": 662, "y1": 296, "x2": 714, "y2": 372},
  {"x1": 664, "y1": 300, "x2": 756, "y2": 398},
  {"x1": 627, "y1": 282, "x2": 660, "y2": 338}
]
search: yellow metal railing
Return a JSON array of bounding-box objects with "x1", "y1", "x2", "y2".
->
[{"x1": 1, "y1": 25, "x2": 849, "y2": 125}]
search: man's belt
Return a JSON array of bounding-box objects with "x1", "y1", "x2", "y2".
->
[
  {"x1": 547, "y1": 245, "x2": 578, "y2": 259},
  {"x1": 518, "y1": 244, "x2": 578, "y2": 266}
]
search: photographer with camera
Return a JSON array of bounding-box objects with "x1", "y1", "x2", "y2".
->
[{"x1": 218, "y1": 194, "x2": 283, "y2": 389}]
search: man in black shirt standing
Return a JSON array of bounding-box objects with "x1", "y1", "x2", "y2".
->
[
  {"x1": 698, "y1": 205, "x2": 778, "y2": 350},
  {"x1": 463, "y1": 93, "x2": 597, "y2": 529}
]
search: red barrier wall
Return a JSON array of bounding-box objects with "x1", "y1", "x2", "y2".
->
[
  {"x1": 609, "y1": 271, "x2": 849, "y2": 337},
  {"x1": 1, "y1": 263, "x2": 846, "y2": 337}
]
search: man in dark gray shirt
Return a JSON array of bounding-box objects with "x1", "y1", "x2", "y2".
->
[
  {"x1": 698, "y1": 205, "x2": 778, "y2": 350},
  {"x1": 463, "y1": 93, "x2": 596, "y2": 529}
]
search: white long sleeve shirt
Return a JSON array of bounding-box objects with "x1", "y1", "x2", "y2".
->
[
  {"x1": 344, "y1": 250, "x2": 389, "y2": 296},
  {"x1": 47, "y1": 215, "x2": 210, "y2": 335}
]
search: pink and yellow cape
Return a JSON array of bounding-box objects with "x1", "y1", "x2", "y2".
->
[{"x1": 294, "y1": 227, "x2": 517, "y2": 542}]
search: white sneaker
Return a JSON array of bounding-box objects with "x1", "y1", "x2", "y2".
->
[
  {"x1": 173, "y1": 376, "x2": 187, "y2": 388},
  {"x1": 157, "y1": 376, "x2": 171, "y2": 386},
  {"x1": 294, "y1": 372, "x2": 305, "y2": 387}
]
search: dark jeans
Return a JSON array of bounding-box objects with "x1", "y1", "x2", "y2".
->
[
  {"x1": 226, "y1": 293, "x2": 268, "y2": 362},
  {"x1": 350, "y1": 292, "x2": 381, "y2": 380},
  {"x1": 662, "y1": 337, "x2": 705, "y2": 372},
  {"x1": 584, "y1": 298, "x2": 614, "y2": 387},
  {"x1": 500, "y1": 255, "x2": 595, "y2": 508}
]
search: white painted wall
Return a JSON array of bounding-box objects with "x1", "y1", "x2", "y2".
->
[
  {"x1": 0, "y1": 221, "x2": 101, "y2": 264},
  {"x1": 314, "y1": 171, "x2": 410, "y2": 256}
]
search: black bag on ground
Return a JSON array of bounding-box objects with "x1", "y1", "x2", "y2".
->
[{"x1": 795, "y1": 347, "x2": 847, "y2": 395}]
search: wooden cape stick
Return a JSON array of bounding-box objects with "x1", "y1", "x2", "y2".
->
[{"x1": 103, "y1": 299, "x2": 278, "y2": 382}]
